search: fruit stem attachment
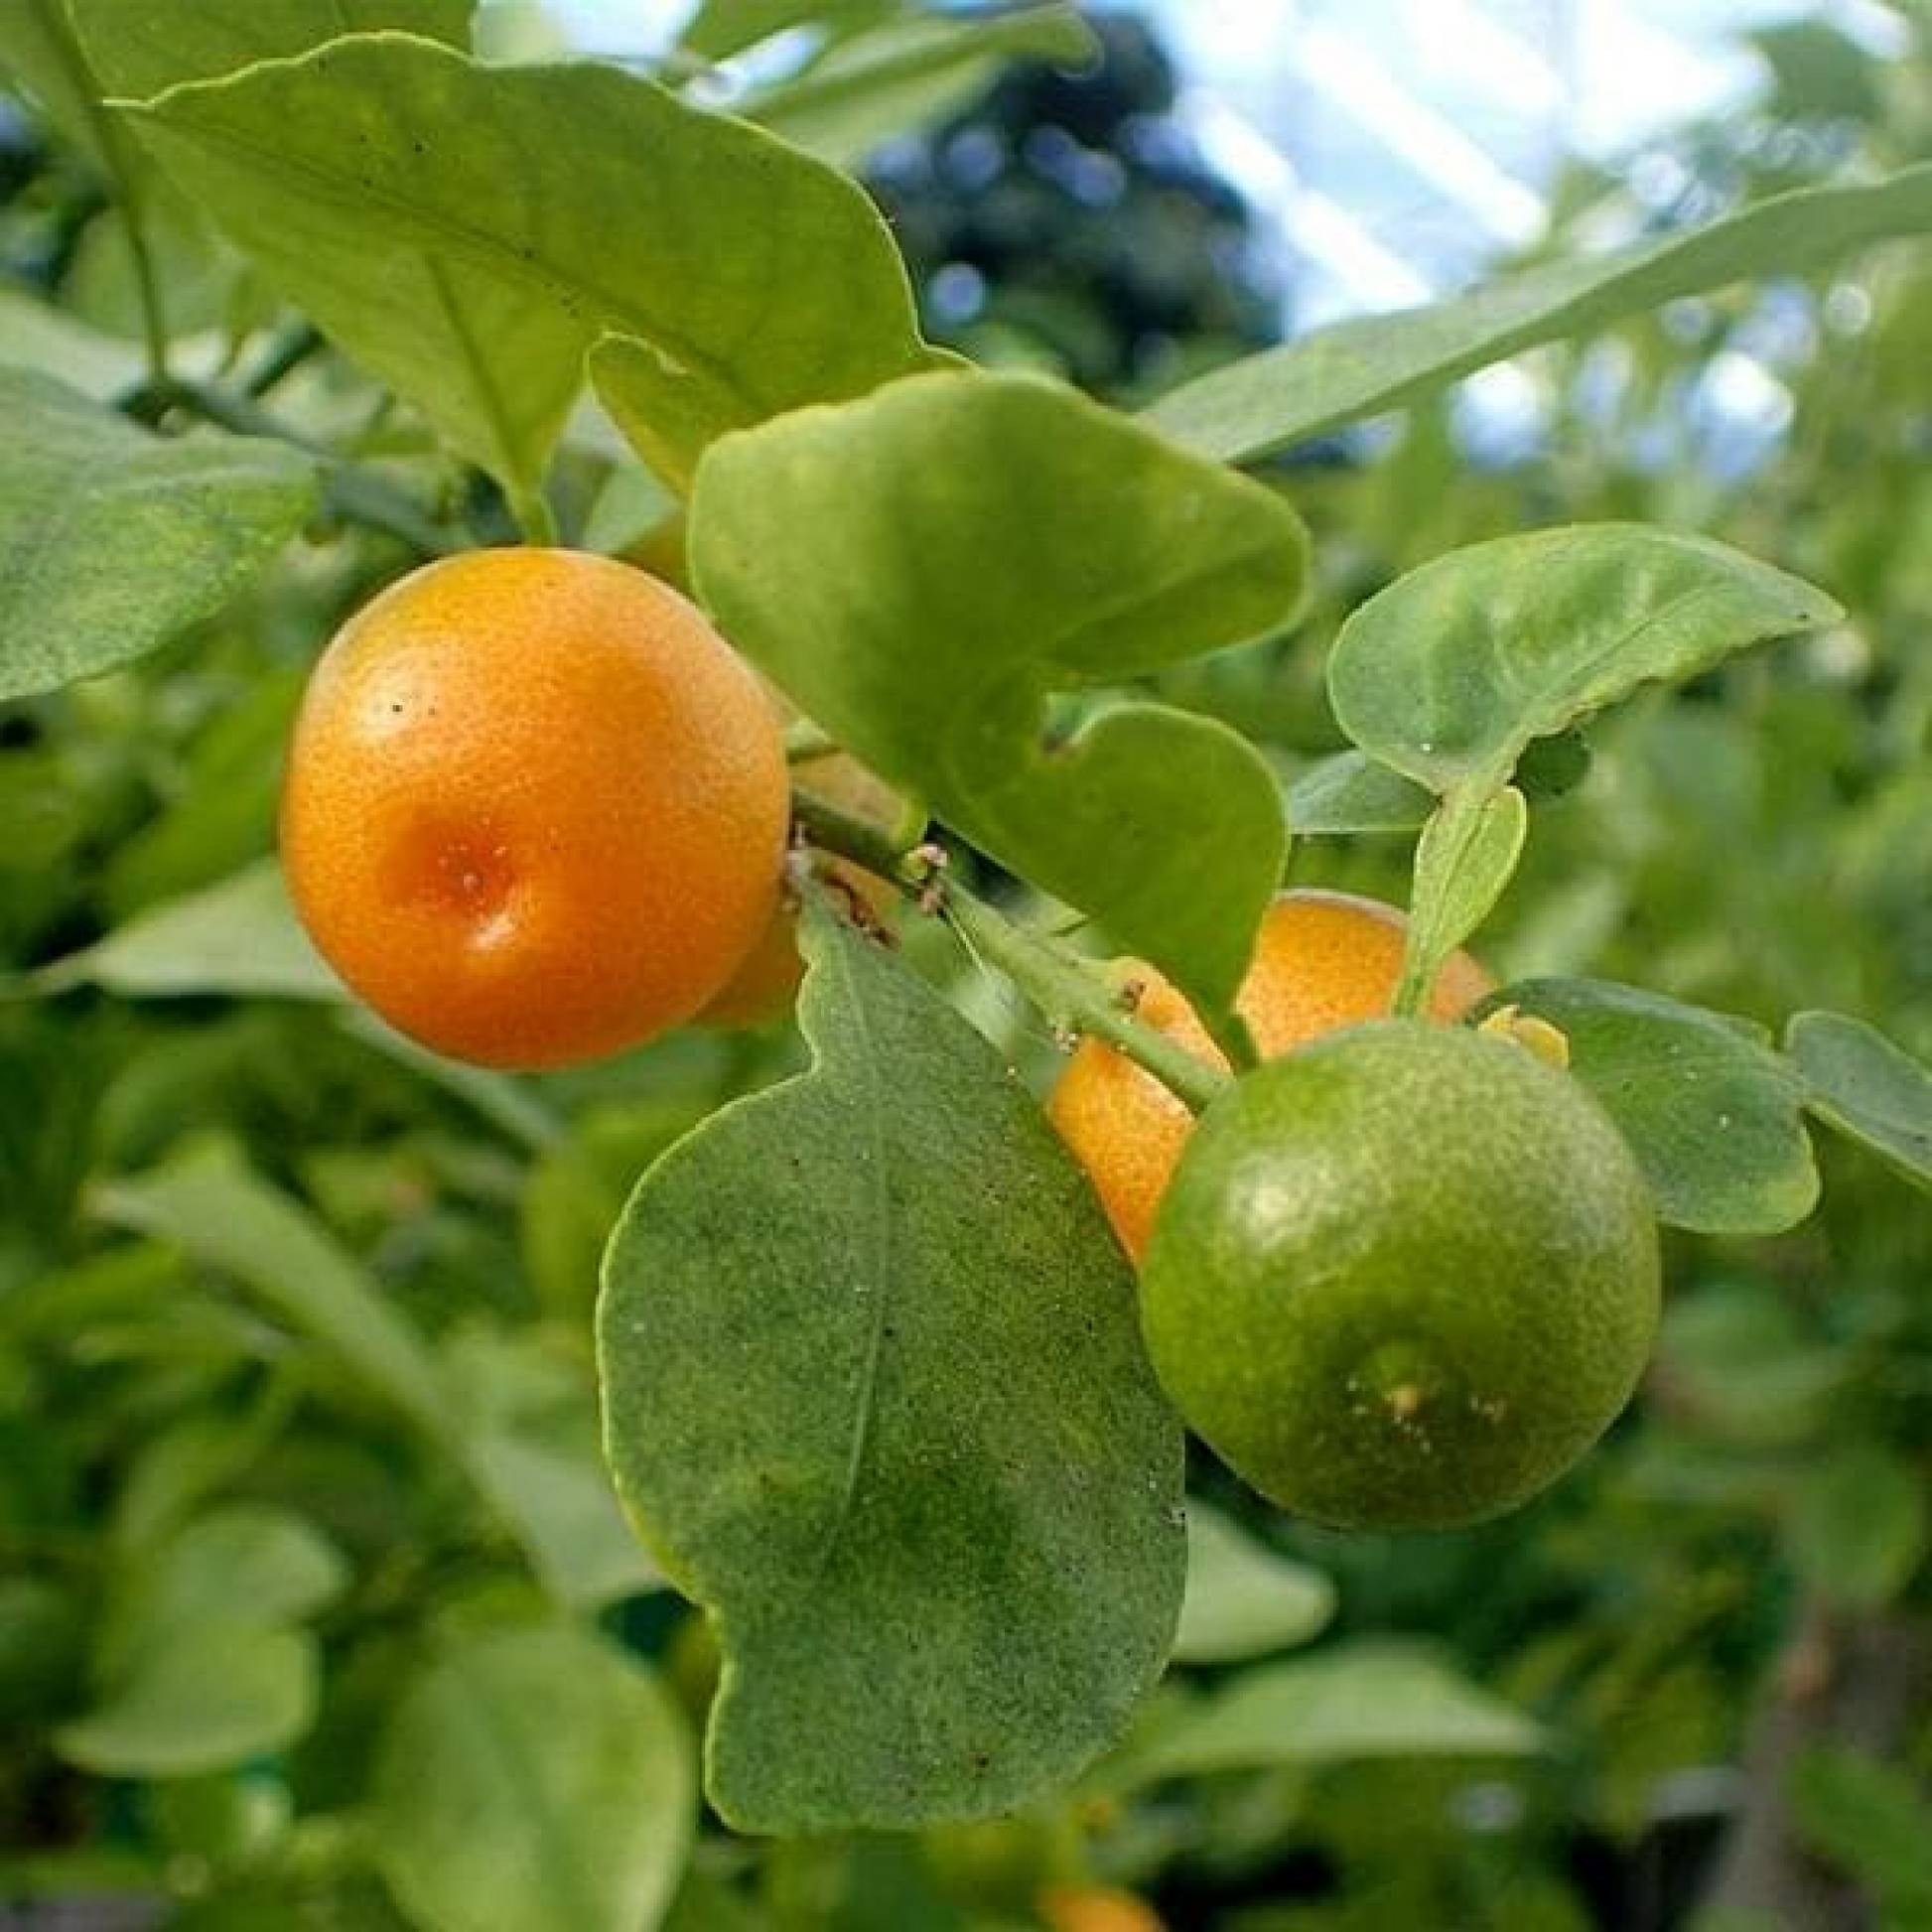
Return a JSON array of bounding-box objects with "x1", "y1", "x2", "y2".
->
[
  {"x1": 941, "y1": 890, "x2": 1231, "y2": 1114},
  {"x1": 791, "y1": 785, "x2": 1231, "y2": 1116}
]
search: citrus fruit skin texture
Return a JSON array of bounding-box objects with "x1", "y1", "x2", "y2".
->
[
  {"x1": 1047, "y1": 890, "x2": 1492, "y2": 1259},
  {"x1": 280, "y1": 548, "x2": 789, "y2": 1070},
  {"x1": 1141, "y1": 1019, "x2": 1660, "y2": 1531}
]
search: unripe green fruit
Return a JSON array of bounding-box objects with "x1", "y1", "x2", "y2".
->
[{"x1": 1141, "y1": 1019, "x2": 1660, "y2": 1530}]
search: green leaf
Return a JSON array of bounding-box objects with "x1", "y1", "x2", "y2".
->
[
  {"x1": 62, "y1": 1503, "x2": 343, "y2": 1782},
  {"x1": 1787, "y1": 1443, "x2": 1927, "y2": 1610},
  {"x1": 103, "y1": 665, "x2": 305, "y2": 917},
  {"x1": 1788, "y1": 1011, "x2": 1932, "y2": 1194},
  {"x1": 1144, "y1": 163, "x2": 1932, "y2": 464},
  {"x1": 71, "y1": 0, "x2": 472, "y2": 96},
  {"x1": 98, "y1": 1504, "x2": 347, "y2": 1679},
  {"x1": 38, "y1": 861, "x2": 337, "y2": 1001},
  {"x1": 0, "y1": 368, "x2": 318, "y2": 700},
  {"x1": 599, "y1": 901, "x2": 1185, "y2": 1832},
  {"x1": 90, "y1": 1141, "x2": 454, "y2": 1447},
  {"x1": 748, "y1": 6, "x2": 1097, "y2": 171},
  {"x1": 679, "y1": 0, "x2": 899, "y2": 64},
  {"x1": 0, "y1": 287, "x2": 146, "y2": 396},
  {"x1": 1173, "y1": 1501, "x2": 1335, "y2": 1665},
  {"x1": 57, "y1": 1623, "x2": 318, "y2": 1778},
  {"x1": 1788, "y1": 1745, "x2": 1932, "y2": 1914},
  {"x1": 121, "y1": 35, "x2": 932, "y2": 500},
  {"x1": 1106, "y1": 1642, "x2": 1542, "y2": 1790},
  {"x1": 1403, "y1": 784, "x2": 1527, "y2": 1005},
  {"x1": 443, "y1": 1327, "x2": 663, "y2": 1611},
  {"x1": 1497, "y1": 980, "x2": 1819, "y2": 1236},
  {"x1": 691, "y1": 372, "x2": 1308, "y2": 1014},
  {"x1": 366, "y1": 1624, "x2": 695, "y2": 1932},
  {"x1": 1329, "y1": 525, "x2": 1841, "y2": 796},
  {"x1": 1285, "y1": 751, "x2": 1433, "y2": 836}
]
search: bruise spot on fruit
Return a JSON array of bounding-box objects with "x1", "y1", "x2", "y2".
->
[{"x1": 384, "y1": 820, "x2": 518, "y2": 947}]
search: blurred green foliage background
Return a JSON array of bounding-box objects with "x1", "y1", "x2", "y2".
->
[{"x1": 3, "y1": 5, "x2": 1932, "y2": 1929}]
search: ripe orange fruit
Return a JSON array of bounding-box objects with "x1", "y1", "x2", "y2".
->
[
  {"x1": 1141, "y1": 1020, "x2": 1659, "y2": 1529},
  {"x1": 1046, "y1": 890, "x2": 1492, "y2": 1258},
  {"x1": 280, "y1": 548, "x2": 788, "y2": 1069},
  {"x1": 1036, "y1": 1884, "x2": 1167, "y2": 1932}
]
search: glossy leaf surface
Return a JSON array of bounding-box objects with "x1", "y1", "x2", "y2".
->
[
  {"x1": 1330, "y1": 525, "x2": 1841, "y2": 795},
  {"x1": 1499, "y1": 980, "x2": 1820, "y2": 1235},
  {"x1": 123, "y1": 35, "x2": 932, "y2": 496},
  {"x1": 1788, "y1": 1010, "x2": 1932, "y2": 1193},
  {"x1": 1146, "y1": 164, "x2": 1932, "y2": 464},
  {"x1": 692, "y1": 371, "x2": 1307, "y2": 1013}
]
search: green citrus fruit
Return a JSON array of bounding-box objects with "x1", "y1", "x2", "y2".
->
[{"x1": 1141, "y1": 1019, "x2": 1660, "y2": 1530}]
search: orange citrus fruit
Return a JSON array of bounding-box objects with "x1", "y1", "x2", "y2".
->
[
  {"x1": 1142, "y1": 1020, "x2": 1660, "y2": 1530},
  {"x1": 1046, "y1": 890, "x2": 1491, "y2": 1258},
  {"x1": 280, "y1": 547, "x2": 788, "y2": 1069},
  {"x1": 1037, "y1": 1884, "x2": 1167, "y2": 1932}
]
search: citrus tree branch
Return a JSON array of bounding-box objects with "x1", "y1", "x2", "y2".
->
[
  {"x1": 122, "y1": 376, "x2": 459, "y2": 557},
  {"x1": 791, "y1": 785, "x2": 1230, "y2": 1116}
]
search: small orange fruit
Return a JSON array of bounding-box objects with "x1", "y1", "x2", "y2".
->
[
  {"x1": 280, "y1": 547, "x2": 788, "y2": 1069},
  {"x1": 1046, "y1": 890, "x2": 1492, "y2": 1258},
  {"x1": 1036, "y1": 1883, "x2": 1166, "y2": 1932}
]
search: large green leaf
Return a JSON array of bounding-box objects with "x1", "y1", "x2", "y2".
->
[
  {"x1": 599, "y1": 900, "x2": 1185, "y2": 1832},
  {"x1": 1145, "y1": 163, "x2": 1932, "y2": 464},
  {"x1": 1102, "y1": 1643, "x2": 1542, "y2": 1792},
  {"x1": 691, "y1": 371, "x2": 1307, "y2": 1014},
  {"x1": 120, "y1": 34, "x2": 934, "y2": 497},
  {"x1": 0, "y1": 368, "x2": 318, "y2": 700},
  {"x1": 1329, "y1": 525, "x2": 1841, "y2": 797},
  {"x1": 367, "y1": 1624, "x2": 694, "y2": 1932},
  {"x1": 1497, "y1": 980, "x2": 1819, "y2": 1236},
  {"x1": 1787, "y1": 1011, "x2": 1932, "y2": 1194},
  {"x1": 72, "y1": 0, "x2": 471, "y2": 95}
]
